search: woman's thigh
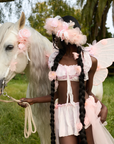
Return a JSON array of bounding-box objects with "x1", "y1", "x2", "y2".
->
[
  {"x1": 85, "y1": 125, "x2": 94, "y2": 144},
  {"x1": 59, "y1": 125, "x2": 94, "y2": 144},
  {"x1": 59, "y1": 135, "x2": 78, "y2": 144},
  {"x1": 78, "y1": 125, "x2": 94, "y2": 144}
]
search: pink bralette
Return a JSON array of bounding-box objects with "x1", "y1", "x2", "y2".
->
[{"x1": 48, "y1": 50, "x2": 92, "y2": 81}]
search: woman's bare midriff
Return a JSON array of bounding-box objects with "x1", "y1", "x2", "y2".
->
[{"x1": 57, "y1": 81, "x2": 89, "y2": 104}]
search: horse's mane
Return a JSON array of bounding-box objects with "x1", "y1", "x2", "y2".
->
[{"x1": 24, "y1": 26, "x2": 53, "y2": 98}]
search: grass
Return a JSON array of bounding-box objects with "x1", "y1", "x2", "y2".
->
[
  {"x1": 0, "y1": 74, "x2": 114, "y2": 143},
  {"x1": 0, "y1": 74, "x2": 40, "y2": 144},
  {"x1": 102, "y1": 76, "x2": 114, "y2": 137}
]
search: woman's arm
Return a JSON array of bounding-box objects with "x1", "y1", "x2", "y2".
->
[
  {"x1": 18, "y1": 92, "x2": 58, "y2": 107},
  {"x1": 86, "y1": 56, "x2": 97, "y2": 97},
  {"x1": 86, "y1": 56, "x2": 108, "y2": 123}
]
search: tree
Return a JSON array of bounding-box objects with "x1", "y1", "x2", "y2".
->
[
  {"x1": 77, "y1": 0, "x2": 113, "y2": 42},
  {"x1": 0, "y1": 0, "x2": 38, "y2": 23},
  {"x1": 28, "y1": 0, "x2": 84, "y2": 41}
]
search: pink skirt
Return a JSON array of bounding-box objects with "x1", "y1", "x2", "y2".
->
[{"x1": 54, "y1": 96, "x2": 114, "y2": 144}]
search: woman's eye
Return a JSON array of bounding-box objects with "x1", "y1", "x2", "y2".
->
[{"x1": 5, "y1": 45, "x2": 14, "y2": 51}]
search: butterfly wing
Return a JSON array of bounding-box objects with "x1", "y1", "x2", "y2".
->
[
  {"x1": 85, "y1": 38, "x2": 114, "y2": 85},
  {"x1": 93, "y1": 68, "x2": 108, "y2": 86}
]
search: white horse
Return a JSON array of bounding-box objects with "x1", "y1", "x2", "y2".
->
[
  {"x1": 0, "y1": 12, "x2": 103, "y2": 144},
  {"x1": 0, "y1": 12, "x2": 53, "y2": 144}
]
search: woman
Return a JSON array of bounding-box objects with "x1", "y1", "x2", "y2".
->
[{"x1": 19, "y1": 16, "x2": 114, "y2": 144}]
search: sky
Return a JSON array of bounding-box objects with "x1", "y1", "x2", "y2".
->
[{"x1": 106, "y1": 6, "x2": 114, "y2": 33}]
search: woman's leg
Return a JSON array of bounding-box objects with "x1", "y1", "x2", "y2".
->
[
  {"x1": 59, "y1": 125, "x2": 94, "y2": 144},
  {"x1": 85, "y1": 125, "x2": 94, "y2": 144},
  {"x1": 78, "y1": 125, "x2": 94, "y2": 144},
  {"x1": 59, "y1": 135, "x2": 78, "y2": 144}
]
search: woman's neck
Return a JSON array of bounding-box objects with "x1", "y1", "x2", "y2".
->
[{"x1": 65, "y1": 44, "x2": 78, "y2": 56}]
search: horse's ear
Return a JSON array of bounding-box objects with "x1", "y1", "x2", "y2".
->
[{"x1": 15, "y1": 12, "x2": 25, "y2": 30}]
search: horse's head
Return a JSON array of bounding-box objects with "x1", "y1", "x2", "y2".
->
[{"x1": 0, "y1": 12, "x2": 29, "y2": 94}]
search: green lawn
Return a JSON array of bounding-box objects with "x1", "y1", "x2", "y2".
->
[
  {"x1": 0, "y1": 74, "x2": 114, "y2": 144},
  {"x1": 102, "y1": 76, "x2": 114, "y2": 137},
  {"x1": 0, "y1": 75, "x2": 40, "y2": 144}
]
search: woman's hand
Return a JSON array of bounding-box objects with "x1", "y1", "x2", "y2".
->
[
  {"x1": 18, "y1": 98, "x2": 34, "y2": 108},
  {"x1": 98, "y1": 104, "x2": 108, "y2": 123}
]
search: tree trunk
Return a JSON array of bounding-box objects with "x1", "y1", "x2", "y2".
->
[
  {"x1": 97, "y1": 0, "x2": 112, "y2": 41},
  {"x1": 88, "y1": 0, "x2": 112, "y2": 43},
  {"x1": 88, "y1": 1, "x2": 99, "y2": 43}
]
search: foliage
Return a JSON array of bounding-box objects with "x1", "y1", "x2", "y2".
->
[
  {"x1": 77, "y1": 0, "x2": 113, "y2": 42},
  {"x1": 28, "y1": 0, "x2": 84, "y2": 41},
  {"x1": 0, "y1": 0, "x2": 113, "y2": 43},
  {"x1": 0, "y1": 0, "x2": 22, "y2": 23},
  {"x1": 0, "y1": 76, "x2": 40, "y2": 144},
  {"x1": 0, "y1": 0, "x2": 37, "y2": 23},
  {"x1": 105, "y1": 27, "x2": 113, "y2": 38},
  {"x1": 102, "y1": 76, "x2": 114, "y2": 137}
]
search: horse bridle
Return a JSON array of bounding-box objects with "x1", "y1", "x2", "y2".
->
[{"x1": 0, "y1": 77, "x2": 6, "y2": 95}]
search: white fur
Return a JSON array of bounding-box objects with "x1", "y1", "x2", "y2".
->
[
  {"x1": 0, "y1": 13, "x2": 53, "y2": 144},
  {"x1": 0, "y1": 13, "x2": 103, "y2": 144}
]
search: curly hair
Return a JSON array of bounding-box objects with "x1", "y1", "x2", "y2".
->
[{"x1": 50, "y1": 16, "x2": 87, "y2": 144}]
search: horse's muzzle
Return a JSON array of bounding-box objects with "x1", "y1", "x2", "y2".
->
[{"x1": 0, "y1": 78, "x2": 6, "y2": 95}]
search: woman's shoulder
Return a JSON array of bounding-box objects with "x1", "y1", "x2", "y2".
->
[{"x1": 90, "y1": 55, "x2": 97, "y2": 69}]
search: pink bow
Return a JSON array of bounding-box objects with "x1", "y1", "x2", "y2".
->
[{"x1": 72, "y1": 52, "x2": 79, "y2": 60}]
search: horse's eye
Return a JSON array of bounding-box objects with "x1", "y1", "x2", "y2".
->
[{"x1": 5, "y1": 45, "x2": 14, "y2": 51}]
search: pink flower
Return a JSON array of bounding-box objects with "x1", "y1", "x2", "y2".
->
[
  {"x1": 51, "y1": 17, "x2": 58, "y2": 27},
  {"x1": 55, "y1": 104, "x2": 58, "y2": 109},
  {"x1": 75, "y1": 65, "x2": 81, "y2": 76},
  {"x1": 72, "y1": 52, "x2": 79, "y2": 59},
  {"x1": 44, "y1": 17, "x2": 87, "y2": 46},
  {"x1": 9, "y1": 61, "x2": 17, "y2": 71},
  {"x1": 76, "y1": 122, "x2": 82, "y2": 132},
  {"x1": 69, "y1": 21, "x2": 75, "y2": 28},
  {"x1": 18, "y1": 36, "x2": 27, "y2": 43},
  {"x1": 57, "y1": 30, "x2": 66, "y2": 41},
  {"x1": 19, "y1": 29, "x2": 31, "y2": 38},
  {"x1": 48, "y1": 71, "x2": 56, "y2": 81},
  {"x1": 62, "y1": 22, "x2": 68, "y2": 30},
  {"x1": 18, "y1": 43, "x2": 26, "y2": 50}
]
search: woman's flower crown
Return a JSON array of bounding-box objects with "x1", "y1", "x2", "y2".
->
[{"x1": 44, "y1": 16, "x2": 87, "y2": 46}]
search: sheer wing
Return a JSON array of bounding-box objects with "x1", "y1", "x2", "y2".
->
[
  {"x1": 85, "y1": 38, "x2": 114, "y2": 85},
  {"x1": 93, "y1": 68, "x2": 108, "y2": 86}
]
